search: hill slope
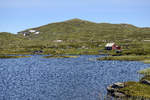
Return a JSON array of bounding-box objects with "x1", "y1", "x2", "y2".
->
[
  {"x1": 1, "y1": 18, "x2": 150, "y2": 55},
  {"x1": 18, "y1": 18, "x2": 143, "y2": 42},
  {"x1": 0, "y1": 32, "x2": 24, "y2": 48}
]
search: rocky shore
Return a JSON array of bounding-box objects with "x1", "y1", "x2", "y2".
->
[
  {"x1": 107, "y1": 82, "x2": 126, "y2": 98},
  {"x1": 107, "y1": 75, "x2": 150, "y2": 99}
]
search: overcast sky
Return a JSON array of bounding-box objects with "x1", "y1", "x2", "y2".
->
[{"x1": 0, "y1": 0, "x2": 150, "y2": 33}]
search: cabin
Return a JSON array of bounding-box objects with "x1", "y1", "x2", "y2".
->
[
  {"x1": 23, "y1": 32, "x2": 30, "y2": 36},
  {"x1": 105, "y1": 43, "x2": 121, "y2": 50}
]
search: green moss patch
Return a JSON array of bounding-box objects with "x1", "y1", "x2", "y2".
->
[
  {"x1": 140, "y1": 75, "x2": 150, "y2": 82},
  {"x1": 139, "y1": 68, "x2": 150, "y2": 75},
  {"x1": 119, "y1": 81, "x2": 150, "y2": 98}
]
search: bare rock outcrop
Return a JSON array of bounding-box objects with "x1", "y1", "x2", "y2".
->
[{"x1": 107, "y1": 82, "x2": 126, "y2": 98}]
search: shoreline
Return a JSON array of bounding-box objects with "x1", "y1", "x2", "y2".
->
[
  {"x1": 98, "y1": 55, "x2": 150, "y2": 63},
  {"x1": 102, "y1": 56, "x2": 150, "y2": 99}
]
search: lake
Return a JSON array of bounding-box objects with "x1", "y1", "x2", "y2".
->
[{"x1": 0, "y1": 55, "x2": 149, "y2": 100}]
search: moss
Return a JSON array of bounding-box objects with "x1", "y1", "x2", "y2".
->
[
  {"x1": 139, "y1": 68, "x2": 150, "y2": 75},
  {"x1": 140, "y1": 75, "x2": 150, "y2": 81},
  {"x1": 119, "y1": 81, "x2": 150, "y2": 98},
  {"x1": 143, "y1": 60, "x2": 150, "y2": 64}
]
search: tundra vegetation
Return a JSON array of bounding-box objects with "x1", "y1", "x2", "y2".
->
[
  {"x1": 1, "y1": 19, "x2": 150, "y2": 57},
  {"x1": 98, "y1": 56, "x2": 150, "y2": 63}
]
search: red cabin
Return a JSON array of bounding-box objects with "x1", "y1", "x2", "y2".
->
[{"x1": 105, "y1": 43, "x2": 121, "y2": 50}]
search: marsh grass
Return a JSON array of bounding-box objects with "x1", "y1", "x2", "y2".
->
[
  {"x1": 0, "y1": 55, "x2": 30, "y2": 59},
  {"x1": 98, "y1": 56, "x2": 150, "y2": 63}
]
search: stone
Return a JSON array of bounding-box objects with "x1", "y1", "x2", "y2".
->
[
  {"x1": 107, "y1": 82, "x2": 126, "y2": 98},
  {"x1": 107, "y1": 85, "x2": 116, "y2": 93},
  {"x1": 113, "y1": 92, "x2": 126, "y2": 98},
  {"x1": 112, "y1": 82, "x2": 125, "y2": 88},
  {"x1": 141, "y1": 79, "x2": 150, "y2": 85}
]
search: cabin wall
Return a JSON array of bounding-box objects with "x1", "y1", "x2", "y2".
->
[{"x1": 105, "y1": 47, "x2": 112, "y2": 50}]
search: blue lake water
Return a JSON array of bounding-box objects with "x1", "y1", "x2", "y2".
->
[{"x1": 0, "y1": 55, "x2": 149, "y2": 100}]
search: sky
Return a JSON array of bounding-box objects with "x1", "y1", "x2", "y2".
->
[{"x1": 0, "y1": 0, "x2": 150, "y2": 33}]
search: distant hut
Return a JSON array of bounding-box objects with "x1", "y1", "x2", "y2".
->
[
  {"x1": 105, "y1": 43, "x2": 121, "y2": 50},
  {"x1": 29, "y1": 30, "x2": 36, "y2": 33},
  {"x1": 35, "y1": 31, "x2": 40, "y2": 34},
  {"x1": 105, "y1": 43, "x2": 115, "y2": 50},
  {"x1": 53, "y1": 40, "x2": 63, "y2": 43}
]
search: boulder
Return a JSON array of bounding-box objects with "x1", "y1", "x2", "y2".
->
[
  {"x1": 112, "y1": 82, "x2": 125, "y2": 88},
  {"x1": 107, "y1": 85, "x2": 117, "y2": 93},
  {"x1": 113, "y1": 92, "x2": 126, "y2": 98},
  {"x1": 140, "y1": 79, "x2": 150, "y2": 85},
  {"x1": 107, "y1": 82, "x2": 126, "y2": 98}
]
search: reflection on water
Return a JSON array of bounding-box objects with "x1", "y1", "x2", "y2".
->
[{"x1": 0, "y1": 55, "x2": 149, "y2": 100}]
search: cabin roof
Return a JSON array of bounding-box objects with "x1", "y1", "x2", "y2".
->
[{"x1": 105, "y1": 43, "x2": 115, "y2": 47}]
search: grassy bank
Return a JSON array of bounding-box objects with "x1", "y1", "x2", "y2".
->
[
  {"x1": 139, "y1": 68, "x2": 150, "y2": 76},
  {"x1": 0, "y1": 55, "x2": 30, "y2": 59},
  {"x1": 0, "y1": 47, "x2": 101, "y2": 55},
  {"x1": 119, "y1": 81, "x2": 150, "y2": 98},
  {"x1": 98, "y1": 55, "x2": 150, "y2": 63}
]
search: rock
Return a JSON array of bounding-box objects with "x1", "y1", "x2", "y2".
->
[
  {"x1": 107, "y1": 85, "x2": 116, "y2": 93},
  {"x1": 107, "y1": 82, "x2": 126, "y2": 98},
  {"x1": 113, "y1": 92, "x2": 126, "y2": 98},
  {"x1": 112, "y1": 82, "x2": 125, "y2": 88},
  {"x1": 141, "y1": 79, "x2": 150, "y2": 85},
  {"x1": 107, "y1": 85, "x2": 121, "y2": 93},
  {"x1": 111, "y1": 82, "x2": 125, "y2": 89}
]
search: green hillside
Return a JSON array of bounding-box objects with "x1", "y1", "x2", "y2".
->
[
  {"x1": 0, "y1": 32, "x2": 23, "y2": 48},
  {"x1": 19, "y1": 19, "x2": 140, "y2": 41},
  {"x1": 1, "y1": 18, "x2": 150, "y2": 55}
]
